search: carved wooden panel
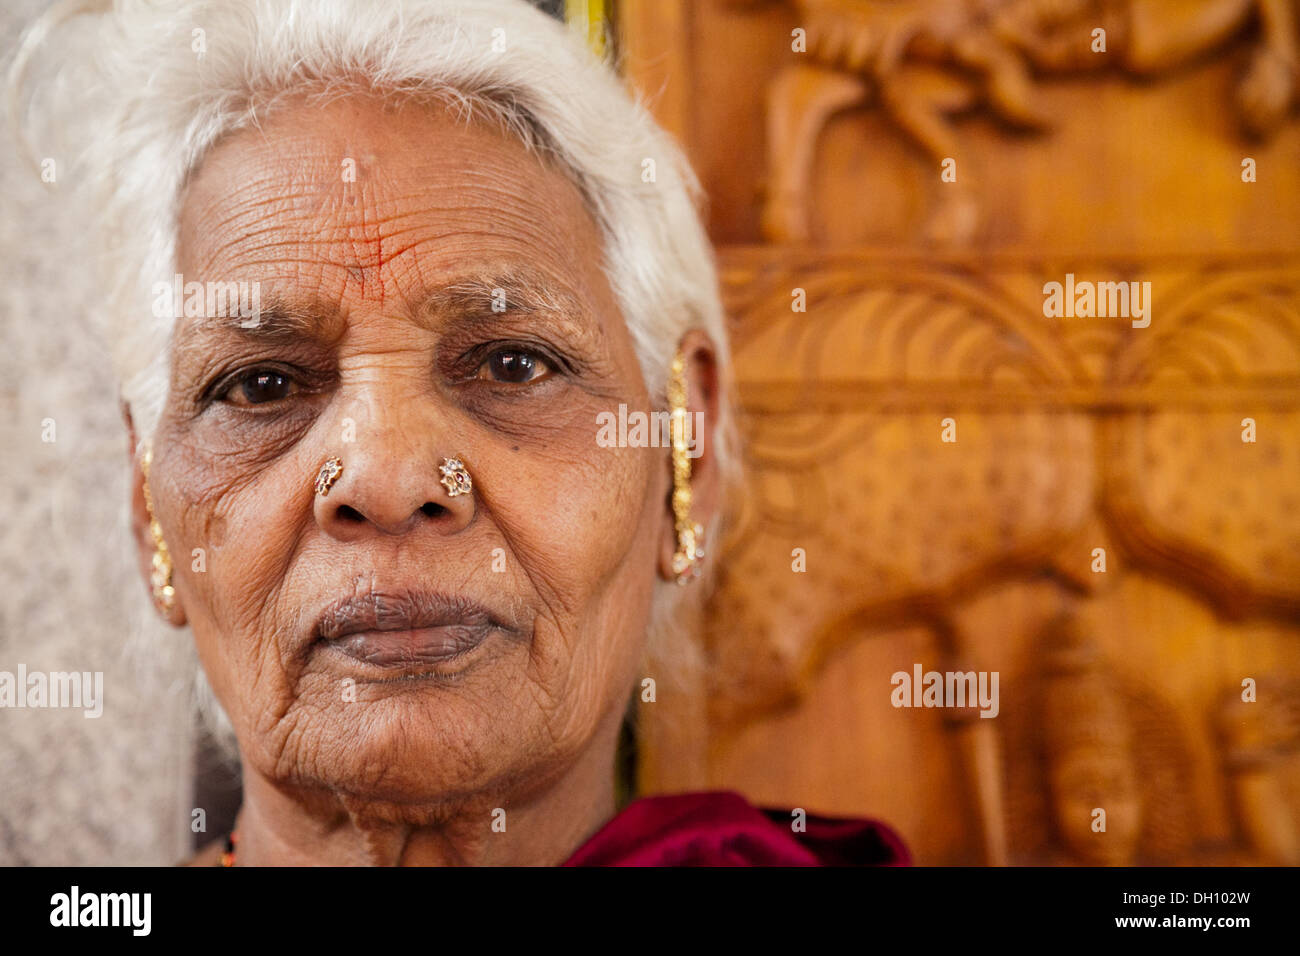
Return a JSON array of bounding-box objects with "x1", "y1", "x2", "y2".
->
[
  {"x1": 696, "y1": 250, "x2": 1300, "y2": 864},
  {"x1": 622, "y1": 0, "x2": 1300, "y2": 865}
]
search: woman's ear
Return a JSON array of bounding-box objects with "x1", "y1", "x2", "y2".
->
[
  {"x1": 657, "y1": 329, "x2": 722, "y2": 582},
  {"x1": 123, "y1": 407, "x2": 187, "y2": 627}
]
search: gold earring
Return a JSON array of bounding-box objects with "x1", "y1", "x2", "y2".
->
[
  {"x1": 439, "y1": 457, "x2": 473, "y2": 497},
  {"x1": 668, "y1": 349, "x2": 704, "y2": 585},
  {"x1": 140, "y1": 443, "x2": 176, "y2": 615}
]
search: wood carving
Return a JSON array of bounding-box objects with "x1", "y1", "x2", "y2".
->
[
  {"x1": 1216, "y1": 677, "x2": 1300, "y2": 864},
  {"x1": 708, "y1": 249, "x2": 1300, "y2": 729},
  {"x1": 740, "y1": 0, "x2": 1300, "y2": 242},
  {"x1": 696, "y1": 249, "x2": 1300, "y2": 862},
  {"x1": 620, "y1": 0, "x2": 1299, "y2": 865},
  {"x1": 1001, "y1": 612, "x2": 1198, "y2": 865},
  {"x1": 1042, "y1": 618, "x2": 1143, "y2": 866}
]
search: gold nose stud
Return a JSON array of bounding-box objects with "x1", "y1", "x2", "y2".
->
[
  {"x1": 439, "y1": 457, "x2": 472, "y2": 497},
  {"x1": 315, "y1": 457, "x2": 343, "y2": 496}
]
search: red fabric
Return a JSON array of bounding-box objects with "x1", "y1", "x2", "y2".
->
[{"x1": 562, "y1": 790, "x2": 910, "y2": 867}]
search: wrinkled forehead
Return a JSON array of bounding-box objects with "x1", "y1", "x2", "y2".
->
[{"x1": 174, "y1": 92, "x2": 609, "y2": 316}]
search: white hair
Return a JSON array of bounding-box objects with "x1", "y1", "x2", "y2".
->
[{"x1": 11, "y1": 0, "x2": 737, "y2": 751}]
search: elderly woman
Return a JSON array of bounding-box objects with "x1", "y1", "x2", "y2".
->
[{"x1": 14, "y1": 0, "x2": 905, "y2": 866}]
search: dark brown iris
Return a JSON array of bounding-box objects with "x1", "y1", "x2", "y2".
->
[
  {"x1": 488, "y1": 351, "x2": 536, "y2": 383},
  {"x1": 240, "y1": 370, "x2": 292, "y2": 403}
]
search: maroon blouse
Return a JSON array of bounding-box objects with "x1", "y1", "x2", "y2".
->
[{"x1": 562, "y1": 790, "x2": 909, "y2": 866}]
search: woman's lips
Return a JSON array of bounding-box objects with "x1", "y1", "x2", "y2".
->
[
  {"x1": 313, "y1": 589, "x2": 505, "y2": 670},
  {"x1": 326, "y1": 624, "x2": 492, "y2": 667}
]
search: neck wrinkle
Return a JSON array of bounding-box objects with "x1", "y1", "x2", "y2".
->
[{"x1": 229, "y1": 710, "x2": 622, "y2": 866}]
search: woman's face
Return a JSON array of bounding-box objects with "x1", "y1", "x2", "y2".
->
[{"x1": 134, "y1": 93, "x2": 704, "y2": 824}]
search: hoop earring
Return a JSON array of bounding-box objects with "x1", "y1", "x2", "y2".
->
[
  {"x1": 140, "y1": 443, "x2": 176, "y2": 615},
  {"x1": 668, "y1": 349, "x2": 704, "y2": 584}
]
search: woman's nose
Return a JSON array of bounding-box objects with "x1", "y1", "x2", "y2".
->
[{"x1": 312, "y1": 433, "x2": 475, "y2": 540}]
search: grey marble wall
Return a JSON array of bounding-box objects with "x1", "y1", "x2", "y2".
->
[{"x1": 0, "y1": 0, "x2": 195, "y2": 866}]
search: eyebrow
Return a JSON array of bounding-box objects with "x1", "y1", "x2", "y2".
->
[
  {"x1": 414, "y1": 267, "x2": 589, "y2": 328},
  {"x1": 178, "y1": 290, "x2": 342, "y2": 342},
  {"x1": 182, "y1": 266, "x2": 590, "y2": 342}
]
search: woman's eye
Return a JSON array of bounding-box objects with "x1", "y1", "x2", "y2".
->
[
  {"x1": 221, "y1": 369, "x2": 296, "y2": 406},
  {"x1": 477, "y1": 349, "x2": 553, "y2": 384}
]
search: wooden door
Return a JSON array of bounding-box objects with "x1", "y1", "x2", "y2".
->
[{"x1": 620, "y1": 0, "x2": 1300, "y2": 865}]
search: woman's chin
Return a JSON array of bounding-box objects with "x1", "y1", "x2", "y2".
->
[{"x1": 241, "y1": 688, "x2": 554, "y2": 809}]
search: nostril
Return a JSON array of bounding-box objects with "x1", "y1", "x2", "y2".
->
[
  {"x1": 420, "y1": 501, "x2": 444, "y2": 518},
  {"x1": 337, "y1": 504, "x2": 366, "y2": 523}
]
